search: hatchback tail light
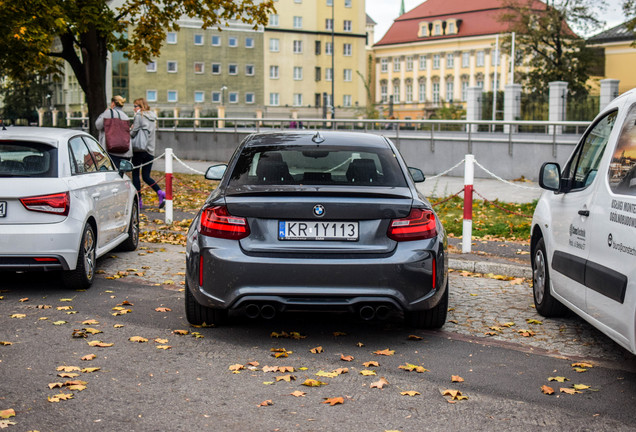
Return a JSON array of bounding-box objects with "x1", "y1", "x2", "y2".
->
[
  {"x1": 388, "y1": 208, "x2": 437, "y2": 241},
  {"x1": 20, "y1": 192, "x2": 70, "y2": 216},
  {"x1": 200, "y1": 206, "x2": 250, "y2": 240}
]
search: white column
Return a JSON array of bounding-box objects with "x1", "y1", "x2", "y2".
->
[
  {"x1": 549, "y1": 81, "x2": 568, "y2": 135},
  {"x1": 504, "y1": 84, "x2": 521, "y2": 133},
  {"x1": 466, "y1": 87, "x2": 482, "y2": 132},
  {"x1": 600, "y1": 79, "x2": 620, "y2": 111}
]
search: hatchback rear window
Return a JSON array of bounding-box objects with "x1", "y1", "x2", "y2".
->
[
  {"x1": 229, "y1": 145, "x2": 407, "y2": 187},
  {"x1": 0, "y1": 141, "x2": 57, "y2": 177}
]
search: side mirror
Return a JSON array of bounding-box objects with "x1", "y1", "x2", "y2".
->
[
  {"x1": 118, "y1": 159, "x2": 133, "y2": 173},
  {"x1": 408, "y1": 167, "x2": 425, "y2": 183},
  {"x1": 539, "y1": 162, "x2": 561, "y2": 192},
  {"x1": 205, "y1": 164, "x2": 227, "y2": 180}
]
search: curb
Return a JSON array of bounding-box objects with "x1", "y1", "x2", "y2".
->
[{"x1": 449, "y1": 258, "x2": 532, "y2": 279}]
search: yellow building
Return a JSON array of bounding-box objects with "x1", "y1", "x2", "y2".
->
[
  {"x1": 264, "y1": 0, "x2": 368, "y2": 118},
  {"x1": 587, "y1": 23, "x2": 636, "y2": 95},
  {"x1": 372, "y1": 0, "x2": 524, "y2": 119}
]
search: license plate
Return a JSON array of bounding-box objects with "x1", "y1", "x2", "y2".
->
[
  {"x1": 0, "y1": 201, "x2": 5, "y2": 218},
  {"x1": 279, "y1": 221, "x2": 359, "y2": 241}
]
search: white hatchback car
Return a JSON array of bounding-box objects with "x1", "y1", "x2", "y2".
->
[
  {"x1": 532, "y1": 89, "x2": 636, "y2": 354},
  {"x1": 0, "y1": 127, "x2": 139, "y2": 289}
]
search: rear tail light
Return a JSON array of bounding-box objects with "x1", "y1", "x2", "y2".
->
[
  {"x1": 388, "y1": 208, "x2": 437, "y2": 241},
  {"x1": 20, "y1": 192, "x2": 70, "y2": 216},
  {"x1": 200, "y1": 206, "x2": 250, "y2": 240}
]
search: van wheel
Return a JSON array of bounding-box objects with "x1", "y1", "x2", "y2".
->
[
  {"x1": 406, "y1": 281, "x2": 448, "y2": 329},
  {"x1": 62, "y1": 224, "x2": 96, "y2": 290},
  {"x1": 185, "y1": 280, "x2": 228, "y2": 326},
  {"x1": 532, "y1": 237, "x2": 567, "y2": 317}
]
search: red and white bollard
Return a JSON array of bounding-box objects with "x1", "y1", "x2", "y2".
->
[
  {"x1": 462, "y1": 154, "x2": 474, "y2": 254},
  {"x1": 165, "y1": 148, "x2": 174, "y2": 224}
]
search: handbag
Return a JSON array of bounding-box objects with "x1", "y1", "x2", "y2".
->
[
  {"x1": 132, "y1": 128, "x2": 149, "y2": 152},
  {"x1": 103, "y1": 109, "x2": 130, "y2": 153}
]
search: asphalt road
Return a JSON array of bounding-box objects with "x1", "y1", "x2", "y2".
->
[{"x1": 2, "y1": 271, "x2": 636, "y2": 431}]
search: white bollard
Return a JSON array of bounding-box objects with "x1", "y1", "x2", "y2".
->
[
  {"x1": 165, "y1": 148, "x2": 174, "y2": 224},
  {"x1": 462, "y1": 155, "x2": 475, "y2": 254}
]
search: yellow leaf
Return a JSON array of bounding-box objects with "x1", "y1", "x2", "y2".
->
[
  {"x1": 81, "y1": 367, "x2": 100, "y2": 373},
  {"x1": 500, "y1": 322, "x2": 515, "y2": 328},
  {"x1": 262, "y1": 366, "x2": 278, "y2": 373},
  {"x1": 573, "y1": 384, "x2": 591, "y2": 390},
  {"x1": 400, "y1": 391, "x2": 420, "y2": 396},
  {"x1": 278, "y1": 366, "x2": 294, "y2": 373},
  {"x1": 87, "y1": 341, "x2": 113, "y2": 347},
  {"x1": 81, "y1": 354, "x2": 96, "y2": 361},
  {"x1": 541, "y1": 385, "x2": 555, "y2": 395},
  {"x1": 52, "y1": 320, "x2": 68, "y2": 326},
  {"x1": 333, "y1": 368, "x2": 348, "y2": 375},
  {"x1": 59, "y1": 298, "x2": 74, "y2": 302},
  {"x1": 275, "y1": 374, "x2": 296, "y2": 382},
  {"x1": 526, "y1": 319, "x2": 543, "y2": 325},
  {"x1": 229, "y1": 364, "x2": 244, "y2": 371},
  {"x1": 316, "y1": 371, "x2": 338, "y2": 378},
  {"x1": 571, "y1": 362, "x2": 594, "y2": 368},
  {"x1": 548, "y1": 376, "x2": 569, "y2": 382},
  {"x1": 82, "y1": 319, "x2": 99, "y2": 325},
  {"x1": 363, "y1": 361, "x2": 379, "y2": 367},
  {"x1": 154, "y1": 338, "x2": 169, "y2": 344},
  {"x1": 57, "y1": 372, "x2": 79, "y2": 378},
  {"x1": 19, "y1": 298, "x2": 29, "y2": 302},
  {"x1": 163, "y1": 280, "x2": 175, "y2": 285},
  {"x1": 48, "y1": 392, "x2": 74, "y2": 402},
  {"x1": 407, "y1": 335, "x2": 423, "y2": 340},
  {"x1": 129, "y1": 336, "x2": 148, "y2": 343},
  {"x1": 302, "y1": 379, "x2": 327, "y2": 387},
  {"x1": 374, "y1": 349, "x2": 395, "y2": 356},
  {"x1": 57, "y1": 306, "x2": 73, "y2": 311},
  {"x1": 84, "y1": 328, "x2": 102, "y2": 335},
  {"x1": 67, "y1": 384, "x2": 87, "y2": 391},
  {"x1": 442, "y1": 389, "x2": 469, "y2": 401},
  {"x1": 156, "y1": 345, "x2": 172, "y2": 350},
  {"x1": 310, "y1": 346, "x2": 324, "y2": 354},
  {"x1": 48, "y1": 382, "x2": 63, "y2": 389},
  {"x1": 332, "y1": 332, "x2": 347, "y2": 337},
  {"x1": 0, "y1": 409, "x2": 15, "y2": 419},
  {"x1": 360, "y1": 370, "x2": 377, "y2": 376},
  {"x1": 173, "y1": 330, "x2": 189, "y2": 335},
  {"x1": 0, "y1": 341, "x2": 13, "y2": 346},
  {"x1": 370, "y1": 377, "x2": 389, "y2": 389},
  {"x1": 10, "y1": 314, "x2": 25, "y2": 319},
  {"x1": 560, "y1": 387, "x2": 580, "y2": 395},
  {"x1": 451, "y1": 375, "x2": 464, "y2": 383},
  {"x1": 573, "y1": 367, "x2": 587, "y2": 373},
  {"x1": 290, "y1": 390, "x2": 306, "y2": 397},
  {"x1": 273, "y1": 351, "x2": 288, "y2": 358},
  {"x1": 113, "y1": 324, "x2": 124, "y2": 328},
  {"x1": 322, "y1": 397, "x2": 344, "y2": 406},
  {"x1": 155, "y1": 307, "x2": 171, "y2": 312},
  {"x1": 56, "y1": 366, "x2": 80, "y2": 372},
  {"x1": 262, "y1": 381, "x2": 275, "y2": 385}
]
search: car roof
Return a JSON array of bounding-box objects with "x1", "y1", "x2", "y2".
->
[
  {"x1": 0, "y1": 127, "x2": 91, "y2": 147},
  {"x1": 243, "y1": 131, "x2": 392, "y2": 149}
]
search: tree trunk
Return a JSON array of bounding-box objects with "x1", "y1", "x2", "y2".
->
[{"x1": 80, "y1": 29, "x2": 109, "y2": 138}]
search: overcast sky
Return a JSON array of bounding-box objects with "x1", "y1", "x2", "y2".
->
[{"x1": 365, "y1": 0, "x2": 628, "y2": 43}]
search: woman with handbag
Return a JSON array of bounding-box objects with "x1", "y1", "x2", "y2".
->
[
  {"x1": 130, "y1": 98, "x2": 164, "y2": 209},
  {"x1": 95, "y1": 95, "x2": 132, "y2": 169}
]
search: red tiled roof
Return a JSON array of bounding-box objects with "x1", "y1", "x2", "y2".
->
[{"x1": 375, "y1": 0, "x2": 548, "y2": 46}]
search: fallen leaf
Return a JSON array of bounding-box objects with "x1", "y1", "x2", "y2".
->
[
  {"x1": 0, "y1": 341, "x2": 13, "y2": 346},
  {"x1": 57, "y1": 306, "x2": 73, "y2": 311},
  {"x1": 302, "y1": 379, "x2": 327, "y2": 387},
  {"x1": 262, "y1": 381, "x2": 275, "y2": 385},
  {"x1": 173, "y1": 330, "x2": 189, "y2": 335},
  {"x1": 548, "y1": 376, "x2": 569, "y2": 382},
  {"x1": 322, "y1": 397, "x2": 344, "y2": 406},
  {"x1": 56, "y1": 366, "x2": 80, "y2": 372},
  {"x1": 0, "y1": 409, "x2": 15, "y2": 419},
  {"x1": 82, "y1": 319, "x2": 99, "y2": 325},
  {"x1": 442, "y1": 389, "x2": 469, "y2": 401},
  {"x1": 332, "y1": 332, "x2": 346, "y2": 337},
  {"x1": 278, "y1": 366, "x2": 294, "y2": 373},
  {"x1": 57, "y1": 372, "x2": 79, "y2": 378},
  {"x1": 573, "y1": 384, "x2": 591, "y2": 390},
  {"x1": 362, "y1": 361, "x2": 379, "y2": 368},
  {"x1": 229, "y1": 364, "x2": 244, "y2": 372},
  {"x1": 154, "y1": 338, "x2": 169, "y2": 344},
  {"x1": 10, "y1": 314, "x2": 25, "y2": 319},
  {"x1": 262, "y1": 366, "x2": 278, "y2": 373},
  {"x1": 258, "y1": 400, "x2": 273, "y2": 407},
  {"x1": 67, "y1": 384, "x2": 87, "y2": 391},
  {"x1": 247, "y1": 361, "x2": 260, "y2": 367},
  {"x1": 81, "y1": 354, "x2": 97, "y2": 361},
  {"x1": 573, "y1": 367, "x2": 588, "y2": 373},
  {"x1": 451, "y1": 375, "x2": 464, "y2": 383},
  {"x1": 374, "y1": 349, "x2": 395, "y2": 356},
  {"x1": 84, "y1": 328, "x2": 102, "y2": 335},
  {"x1": 333, "y1": 368, "x2": 348, "y2": 375},
  {"x1": 119, "y1": 300, "x2": 134, "y2": 306},
  {"x1": 191, "y1": 332, "x2": 204, "y2": 339},
  {"x1": 155, "y1": 307, "x2": 171, "y2": 312},
  {"x1": 484, "y1": 331, "x2": 499, "y2": 336},
  {"x1": 156, "y1": 345, "x2": 172, "y2": 350},
  {"x1": 399, "y1": 363, "x2": 428, "y2": 373},
  {"x1": 400, "y1": 391, "x2": 420, "y2": 396},
  {"x1": 541, "y1": 385, "x2": 555, "y2": 395},
  {"x1": 560, "y1": 387, "x2": 580, "y2": 395},
  {"x1": 360, "y1": 370, "x2": 377, "y2": 376},
  {"x1": 500, "y1": 322, "x2": 515, "y2": 328},
  {"x1": 316, "y1": 371, "x2": 339, "y2": 378},
  {"x1": 526, "y1": 319, "x2": 543, "y2": 325},
  {"x1": 340, "y1": 354, "x2": 354, "y2": 362},
  {"x1": 52, "y1": 320, "x2": 68, "y2": 326},
  {"x1": 129, "y1": 336, "x2": 148, "y2": 343},
  {"x1": 407, "y1": 335, "x2": 423, "y2": 340},
  {"x1": 59, "y1": 298, "x2": 74, "y2": 302},
  {"x1": 113, "y1": 324, "x2": 124, "y2": 328},
  {"x1": 356, "y1": 342, "x2": 364, "y2": 347},
  {"x1": 290, "y1": 391, "x2": 306, "y2": 397},
  {"x1": 0, "y1": 420, "x2": 17, "y2": 428},
  {"x1": 370, "y1": 377, "x2": 389, "y2": 389},
  {"x1": 19, "y1": 298, "x2": 28, "y2": 302},
  {"x1": 275, "y1": 374, "x2": 296, "y2": 382},
  {"x1": 48, "y1": 392, "x2": 74, "y2": 402},
  {"x1": 571, "y1": 362, "x2": 594, "y2": 368},
  {"x1": 310, "y1": 346, "x2": 324, "y2": 354},
  {"x1": 87, "y1": 341, "x2": 113, "y2": 347},
  {"x1": 81, "y1": 367, "x2": 100, "y2": 373},
  {"x1": 517, "y1": 329, "x2": 535, "y2": 337}
]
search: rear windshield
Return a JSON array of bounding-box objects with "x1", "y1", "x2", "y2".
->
[
  {"x1": 229, "y1": 145, "x2": 408, "y2": 187},
  {"x1": 0, "y1": 141, "x2": 57, "y2": 177}
]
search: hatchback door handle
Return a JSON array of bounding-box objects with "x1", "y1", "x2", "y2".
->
[{"x1": 578, "y1": 209, "x2": 590, "y2": 217}]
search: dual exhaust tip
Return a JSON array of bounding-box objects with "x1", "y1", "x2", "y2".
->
[{"x1": 243, "y1": 303, "x2": 393, "y2": 321}]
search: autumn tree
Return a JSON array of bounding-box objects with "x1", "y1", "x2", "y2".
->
[
  {"x1": 0, "y1": 0, "x2": 275, "y2": 136},
  {"x1": 499, "y1": 0, "x2": 605, "y2": 97},
  {"x1": 0, "y1": 74, "x2": 51, "y2": 125}
]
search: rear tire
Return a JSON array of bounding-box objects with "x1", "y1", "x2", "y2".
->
[
  {"x1": 185, "y1": 280, "x2": 228, "y2": 326},
  {"x1": 532, "y1": 237, "x2": 568, "y2": 317},
  {"x1": 62, "y1": 224, "x2": 96, "y2": 290},
  {"x1": 407, "y1": 282, "x2": 448, "y2": 329},
  {"x1": 116, "y1": 200, "x2": 139, "y2": 252}
]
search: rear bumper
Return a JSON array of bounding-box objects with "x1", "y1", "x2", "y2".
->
[{"x1": 187, "y1": 238, "x2": 447, "y2": 313}]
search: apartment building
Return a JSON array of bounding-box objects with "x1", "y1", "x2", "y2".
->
[{"x1": 587, "y1": 23, "x2": 636, "y2": 95}]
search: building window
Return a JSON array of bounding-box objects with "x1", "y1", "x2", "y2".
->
[
  {"x1": 327, "y1": 0, "x2": 333, "y2": 6},
  {"x1": 343, "y1": 95, "x2": 352, "y2": 107},
  {"x1": 229, "y1": 92, "x2": 238, "y2": 103},
  {"x1": 393, "y1": 83, "x2": 400, "y2": 103},
  {"x1": 446, "y1": 81, "x2": 454, "y2": 102},
  {"x1": 406, "y1": 56, "x2": 413, "y2": 71},
  {"x1": 447, "y1": 53, "x2": 454, "y2": 68},
  {"x1": 146, "y1": 90, "x2": 157, "y2": 102},
  {"x1": 167, "y1": 90, "x2": 178, "y2": 102},
  {"x1": 448, "y1": 22, "x2": 455, "y2": 34},
  {"x1": 406, "y1": 84, "x2": 413, "y2": 103},
  {"x1": 269, "y1": 93, "x2": 280, "y2": 106},
  {"x1": 315, "y1": 67, "x2": 321, "y2": 81},
  {"x1": 293, "y1": 93, "x2": 303, "y2": 106},
  {"x1": 245, "y1": 37, "x2": 254, "y2": 48},
  {"x1": 434, "y1": 23, "x2": 441, "y2": 35},
  {"x1": 229, "y1": 37, "x2": 238, "y2": 47},
  {"x1": 146, "y1": 61, "x2": 157, "y2": 72},
  {"x1": 269, "y1": 65, "x2": 279, "y2": 79},
  {"x1": 419, "y1": 82, "x2": 426, "y2": 102},
  {"x1": 381, "y1": 58, "x2": 388, "y2": 72},
  {"x1": 326, "y1": 68, "x2": 333, "y2": 81},
  {"x1": 432, "y1": 54, "x2": 440, "y2": 69},
  {"x1": 294, "y1": 66, "x2": 303, "y2": 80},
  {"x1": 269, "y1": 14, "x2": 279, "y2": 26},
  {"x1": 315, "y1": 41, "x2": 321, "y2": 55},
  {"x1": 167, "y1": 61, "x2": 177, "y2": 73},
  {"x1": 211, "y1": 63, "x2": 221, "y2": 74},
  {"x1": 293, "y1": 40, "x2": 303, "y2": 53},
  {"x1": 194, "y1": 34, "x2": 204, "y2": 45},
  {"x1": 293, "y1": 16, "x2": 303, "y2": 28},
  {"x1": 345, "y1": 0, "x2": 351, "y2": 6},
  {"x1": 343, "y1": 69, "x2": 352, "y2": 82},
  {"x1": 245, "y1": 64, "x2": 254, "y2": 76},
  {"x1": 393, "y1": 57, "x2": 400, "y2": 72},
  {"x1": 270, "y1": 38, "x2": 279, "y2": 52},
  {"x1": 326, "y1": 42, "x2": 333, "y2": 55},
  {"x1": 462, "y1": 52, "x2": 470, "y2": 68},
  {"x1": 461, "y1": 81, "x2": 468, "y2": 101},
  {"x1": 476, "y1": 51, "x2": 484, "y2": 67},
  {"x1": 228, "y1": 64, "x2": 238, "y2": 75},
  {"x1": 194, "y1": 62, "x2": 204, "y2": 74},
  {"x1": 477, "y1": 79, "x2": 484, "y2": 88},
  {"x1": 326, "y1": 18, "x2": 333, "y2": 30},
  {"x1": 212, "y1": 92, "x2": 221, "y2": 103},
  {"x1": 491, "y1": 49, "x2": 500, "y2": 66},
  {"x1": 194, "y1": 91, "x2": 205, "y2": 103},
  {"x1": 343, "y1": 20, "x2": 352, "y2": 32},
  {"x1": 167, "y1": 32, "x2": 177, "y2": 44},
  {"x1": 212, "y1": 35, "x2": 221, "y2": 46},
  {"x1": 343, "y1": 43, "x2": 352, "y2": 56},
  {"x1": 245, "y1": 93, "x2": 255, "y2": 104},
  {"x1": 381, "y1": 84, "x2": 387, "y2": 102},
  {"x1": 432, "y1": 82, "x2": 440, "y2": 104},
  {"x1": 294, "y1": 0, "x2": 302, "y2": 3}
]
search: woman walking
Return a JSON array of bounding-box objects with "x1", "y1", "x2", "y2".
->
[
  {"x1": 130, "y1": 98, "x2": 165, "y2": 208},
  {"x1": 95, "y1": 95, "x2": 132, "y2": 168}
]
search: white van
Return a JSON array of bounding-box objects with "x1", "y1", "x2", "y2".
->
[{"x1": 532, "y1": 89, "x2": 636, "y2": 354}]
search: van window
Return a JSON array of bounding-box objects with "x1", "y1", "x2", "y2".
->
[{"x1": 608, "y1": 104, "x2": 636, "y2": 196}]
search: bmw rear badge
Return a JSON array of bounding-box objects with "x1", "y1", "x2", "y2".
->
[{"x1": 313, "y1": 204, "x2": 325, "y2": 217}]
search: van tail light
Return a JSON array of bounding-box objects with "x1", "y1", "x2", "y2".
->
[
  {"x1": 388, "y1": 208, "x2": 437, "y2": 241},
  {"x1": 200, "y1": 206, "x2": 250, "y2": 240},
  {"x1": 20, "y1": 192, "x2": 70, "y2": 216}
]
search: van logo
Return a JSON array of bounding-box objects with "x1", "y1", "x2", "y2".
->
[{"x1": 313, "y1": 204, "x2": 325, "y2": 217}]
